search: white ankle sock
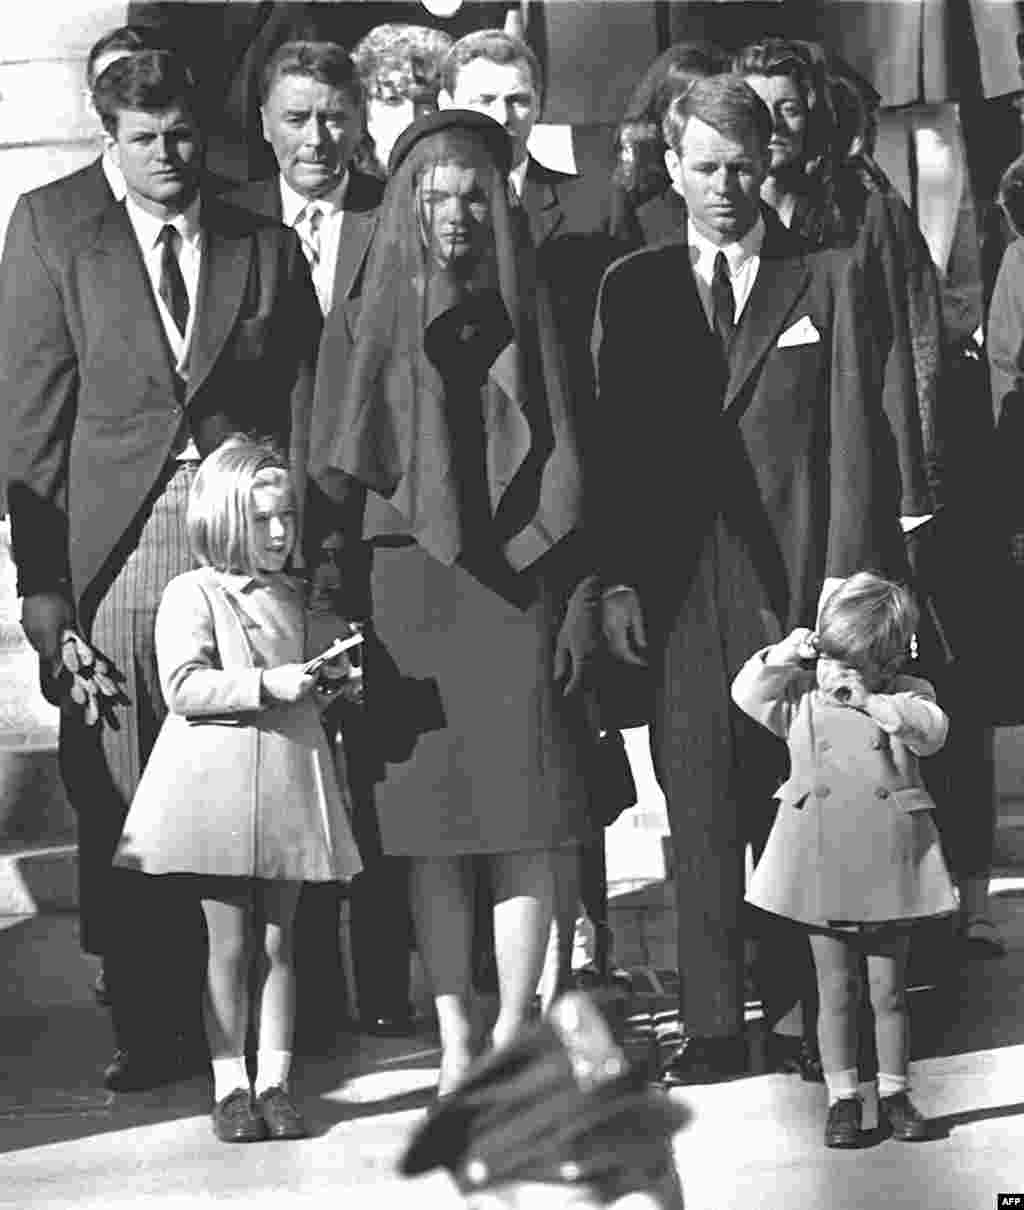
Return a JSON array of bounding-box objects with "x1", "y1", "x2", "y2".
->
[
  {"x1": 212, "y1": 1056, "x2": 249, "y2": 1103},
  {"x1": 878, "y1": 1072, "x2": 909, "y2": 1098},
  {"x1": 825, "y1": 1067, "x2": 859, "y2": 1104},
  {"x1": 254, "y1": 1048, "x2": 292, "y2": 1095}
]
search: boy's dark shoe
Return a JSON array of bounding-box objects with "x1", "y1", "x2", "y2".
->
[
  {"x1": 824, "y1": 1096, "x2": 862, "y2": 1148},
  {"x1": 256, "y1": 1086, "x2": 309, "y2": 1140},
  {"x1": 212, "y1": 1088, "x2": 267, "y2": 1143},
  {"x1": 879, "y1": 1091, "x2": 930, "y2": 1140}
]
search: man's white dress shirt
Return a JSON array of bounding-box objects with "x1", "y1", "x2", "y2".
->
[
  {"x1": 280, "y1": 174, "x2": 347, "y2": 316},
  {"x1": 686, "y1": 214, "x2": 765, "y2": 330},
  {"x1": 124, "y1": 194, "x2": 202, "y2": 459}
]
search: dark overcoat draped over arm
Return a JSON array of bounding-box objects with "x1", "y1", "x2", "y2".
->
[
  {"x1": 853, "y1": 188, "x2": 946, "y2": 516},
  {"x1": 795, "y1": 167, "x2": 947, "y2": 519}
]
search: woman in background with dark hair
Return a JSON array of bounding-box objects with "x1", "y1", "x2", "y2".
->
[
  {"x1": 734, "y1": 36, "x2": 943, "y2": 525},
  {"x1": 607, "y1": 40, "x2": 728, "y2": 248},
  {"x1": 353, "y1": 23, "x2": 453, "y2": 176}
]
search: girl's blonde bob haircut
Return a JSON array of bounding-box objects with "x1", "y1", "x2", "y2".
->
[
  {"x1": 187, "y1": 436, "x2": 293, "y2": 574},
  {"x1": 816, "y1": 571, "x2": 919, "y2": 677}
]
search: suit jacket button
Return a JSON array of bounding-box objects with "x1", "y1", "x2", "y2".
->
[
  {"x1": 815, "y1": 785, "x2": 830, "y2": 798},
  {"x1": 875, "y1": 787, "x2": 890, "y2": 799},
  {"x1": 818, "y1": 739, "x2": 831, "y2": 751},
  {"x1": 870, "y1": 737, "x2": 885, "y2": 749}
]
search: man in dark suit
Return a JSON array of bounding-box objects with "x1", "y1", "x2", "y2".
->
[
  {"x1": 0, "y1": 25, "x2": 164, "y2": 521},
  {"x1": 0, "y1": 50, "x2": 320, "y2": 1091},
  {"x1": 593, "y1": 75, "x2": 903, "y2": 1085},
  {"x1": 229, "y1": 39, "x2": 417, "y2": 1042},
  {"x1": 438, "y1": 28, "x2": 610, "y2": 277},
  {"x1": 0, "y1": 20, "x2": 170, "y2": 1023},
  {"x1": 229, "y1": 41, "x2": 381, "y2": 321}
]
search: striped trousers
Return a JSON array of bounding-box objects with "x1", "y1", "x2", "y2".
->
[{"x1": 61, "y1": 464, "x2": 204, "y2": 1053}]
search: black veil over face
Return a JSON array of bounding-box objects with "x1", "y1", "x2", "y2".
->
[{"x1": 313, "y1": 110, "x2": 581, "y2": 575}]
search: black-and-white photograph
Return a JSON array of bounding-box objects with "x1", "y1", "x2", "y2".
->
[{"x1": 1, "y1": 2, "x2": 1023, "y2": 1206}]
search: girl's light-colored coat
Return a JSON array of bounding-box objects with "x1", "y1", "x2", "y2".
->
[
  {"x1": 117, "y1": 567, "x2": 360, "y2": 882},
  {"x1": 732, "y1": 650, "x2": 957, "y2": 927}
]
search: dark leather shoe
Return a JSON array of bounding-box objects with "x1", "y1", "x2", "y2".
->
[
  {"x1": 824, "y1": 1096, "x2": 862, "y2": 1148},
  {"x1": 767, "y1": 1034, "x2": 825, "y2": 1083},
  {"x1": 659, "y1": 1034, "x2": 747, "y2": 1087},
  {"x1": 360, "y1": 1013, "x2": 416, "y2": 1038},
  {"x1": 879, "y1": 1091, "x2": 929, "y2": 1140},
  {"x1": 102, "y1": 1048, "x2": 181, "y2": 1093},
  {"x1": 212, "y1": 1088, "x2": 267, "y2": 1143},
  {"x1": 255, "y1": 1086, "x2": 309, "y2": 1140}
]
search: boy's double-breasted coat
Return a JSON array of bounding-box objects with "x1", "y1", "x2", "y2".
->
[
  {"x1": 732, "y1": 651, "x2": 957, "y2": 927},
  {"x1": 118, "y1": 566, "x2": 361, "y2": 883}
]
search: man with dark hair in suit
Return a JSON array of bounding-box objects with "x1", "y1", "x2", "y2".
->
[
  {"x1": 0, "y1": 49, "x2": 320, "y2": 1091},
  {"x1": 593, "y1": 74, "x2": 903, "y2": 1086},
  {"x1": 0, "y1": 18, "x2": 167, "y2": 1018},
  {"x1": 230, "y1": 40, "x2": 376, "y2": 320}
]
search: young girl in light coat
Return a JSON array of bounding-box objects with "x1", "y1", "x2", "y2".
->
[
  {"x1": 118, "y1": 439, "x2": 361, "y2": 1142},
  {"x1": 732, "y1": 572, "x2": 956, "y2": 1148}
]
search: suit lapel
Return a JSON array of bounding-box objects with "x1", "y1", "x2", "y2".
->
[
  {"x1": 89, "y1": 204, "x2": 178, "y2": 389},
  {"x1": 723, "y1": 252, "x2": 810, "y2": 412},
  {"x1": 331, "y1": 173, "x2": 381, "y2": 305},
  {"x1": 522, "y1": 160, "x2": 566, "y2": 246},
  {"x1": 80, "y1": 158, "x2": 117, "y2": 212},
  {"x1": 187, "y1": 200, "x2": 250, "y2": 400},
  {"x1": 331, "y1": 209, "x2": 376, "y2": 306}
]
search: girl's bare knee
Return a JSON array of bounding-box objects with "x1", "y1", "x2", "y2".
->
[
  {"x1": 263, "y1": 927, "x2": 295, "y2": 971},
  {"x1": 817, "y1": 971, "x2": 862, "y2": 1014},
  {"x1": 869, "y1": 982, "x2": 907, "y2": 1019}
]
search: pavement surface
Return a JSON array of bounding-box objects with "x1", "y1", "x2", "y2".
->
[{"x1": 4, "y1": 880, "x2": 1024, "y2": 1210}]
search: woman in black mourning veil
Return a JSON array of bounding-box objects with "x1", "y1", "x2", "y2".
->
[{"x1": 311, "y1": 110, "x2": 593, "y2": 1096}]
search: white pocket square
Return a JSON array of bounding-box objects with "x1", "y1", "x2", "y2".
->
[{"x1": 777, "y1": 316, "x2": 821, "y2": 347}]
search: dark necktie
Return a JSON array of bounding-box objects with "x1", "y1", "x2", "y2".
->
[
  {"x1": 711, "y1": 250, "x2": 735, "y2": 352},
  {"x1": 158, "y1": 224, "x2": 190, "y2": 338}
]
